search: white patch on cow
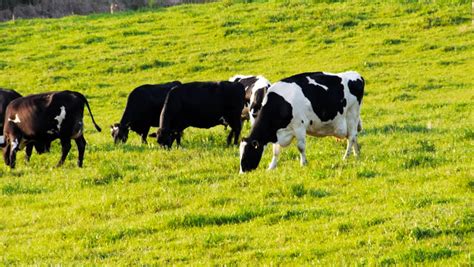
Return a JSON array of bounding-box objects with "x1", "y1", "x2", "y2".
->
[
  {"x1": 8, "y1": 114, "x2": 21, "y2": 124},
  {"x1": 54, "y1": 106, "x2": 66, "y2": 131},
  {"x1": 239, "y1": 141, "x2": 247, "y2": 174},
  {"x1": 47, "y1": 130, "x2": 55, "y2": 135},
  {"x1": 0, "y1": 135, "x2": 4, "y2": 145},
  {"x1": 339, "y1": 70, "x2": 362, "y2": 82},
  {"x1": 307, "y1": 76, "x2": 328, "y2": 90}
]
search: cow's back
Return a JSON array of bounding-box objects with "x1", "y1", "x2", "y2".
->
[
  {"x1": 122, "y1": 81, "x2": 181, "y2": 127},
  {"x1": 161, "y1": 81, "x2": 245, "y2": 129},
  {"x1": 5, "y1": 91, "x2": 84, "y2": 137}
]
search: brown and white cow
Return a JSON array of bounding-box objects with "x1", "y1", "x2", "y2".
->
[{"x1": 3, "y1": 90, "x2": 101, "y2": 168}]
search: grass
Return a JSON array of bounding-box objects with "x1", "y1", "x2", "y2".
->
[{"x1": 0, "y1": 0, "x2": 473, "y2": 264}]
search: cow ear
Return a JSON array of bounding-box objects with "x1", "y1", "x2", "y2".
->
[{"x1": 251, "y1": 140, "x2": 259, "y2": 148}]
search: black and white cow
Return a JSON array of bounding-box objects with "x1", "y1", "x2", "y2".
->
[
  {"x1": 229, "y1": 75, "x2": 271, "y2": 125},
  {"x1": 155, "y1": 81, "x2": 245, "y2": 148},
  {"x1": 111, "y1": 81, "x2": 181, "y2": 144},
  {"x1": 3, "y1": 90, "x2": 102, "y2": 168},
  {"x1": 239, "y1": 71, "x2": 364, "y2": 173}
]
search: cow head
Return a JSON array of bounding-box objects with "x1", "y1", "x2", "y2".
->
[
  {"x1": 110, "y1": 123, "x2": 129, "y2": 144},
  {"x1": 239, "y1": 138, "x2": 264, "y2": 173},
  {"x1": 156, "y1": 128, "x2": 179, "y2": 149}
]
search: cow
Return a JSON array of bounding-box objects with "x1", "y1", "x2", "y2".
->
[
  {"x1": 0, "y1": 88, "x2": 22, "y2": 145},
  {"x1": 229, "y1": 75, "x2": 271, "y2": 125},
  {"x1": 111, "y1": 81, "x2": 181, "y2": 144},
  {"x1": 155, "y1": 81, "x2": 245, "y2": 148},
  {"x1": 3, "y1": 90, "x2": 102, "y2": 168},
  {"x1": 0, "y1": 88, "x2": 49, "y2": 159},
  {"x1": 239, "y1": 71, "x2": 364, "y2": 173}
]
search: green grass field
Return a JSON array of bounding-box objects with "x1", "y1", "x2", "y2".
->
[{"x1": 0, "y1": 0, "x2": 473, "y2": 264}]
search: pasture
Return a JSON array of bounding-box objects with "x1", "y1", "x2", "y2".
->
[{"x1": 0, "y1": 0, "x2": 473, "y2": 264}]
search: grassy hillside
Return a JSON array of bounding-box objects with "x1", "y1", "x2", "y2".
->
[{"x1": 0, "y1": 0, "x2": 473, "y2": 264}]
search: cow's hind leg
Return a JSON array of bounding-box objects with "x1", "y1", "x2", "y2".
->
[
  {"x1": 227, "y1": 115, "x2": 242, "y2": 146},
  {"x1": 294, "y1": 128, "x2": 308, "y2": 166},
  {"x1": 75, "y1": 135, "x2": 86, "y2": 167},
  {"x1": 343, "y1": 116, "x2": 359, "y2": 160},
  {"x1": 57, "y1": 138, "x2": 72, "y2": 167}
]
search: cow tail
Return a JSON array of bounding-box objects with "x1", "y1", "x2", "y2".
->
[{"x1": 78, "y1": 93, "x2": 102, "y2": 132}]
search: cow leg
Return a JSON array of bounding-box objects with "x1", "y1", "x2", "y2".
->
[
  {"x1": 75, "y1": 135, "x2": 86, "y2": 167},
  {"x1": 352, "y1": 135, "x2": 360, "y2": 158},
  {"x1": 3, "y1": 141, "x2": 11, "y2": 167},
  {"x1": 268, "y1": 129, "x2": 294, "y2": 170},
  {"x1": 268, "y1": 144, "x2": 281, "y2": 170},
  {"x1": 9, "y1": 137, "x2": 20, "y2": 169},
  {"x1": 25, "y1": 143, "x2": 33, "y2": 162},
  {"x1": 141, "y1": 126, "x2": 150, "y2": 144},
  {"x1": 233, "y1": 121, "x2": 242, "y2": 145},
  {"x1": 57, "y1": 138, "x2": 71, "y2": 167},
  {"x1": 176, "y1": 132, "x2": 182, "y2": 148},
  {"x1": 227, "y1": 116, "x2": 242, "y2": 146}
]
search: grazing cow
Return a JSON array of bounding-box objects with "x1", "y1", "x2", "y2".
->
[
  {"x1": 3, "y1": 90, "x2": 102, "y2": 168},
  {"x1": 239, "y1": 71, "x2": 364, "y2": 173},
  {"x1": 229, "y1": 75, "x2": 271, "y2": 125},
  {"x1": 155, "y1": 81, "x2": 245, "y2": 148},
  {"x1": 111, "y1": 81, "x2": 181, "y2": 144},
  {"x1": 0, "y1": 88, "x2": 48, "y2": 159}
]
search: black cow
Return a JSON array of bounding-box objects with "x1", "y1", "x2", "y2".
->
[
  {"x1": 111, "y1": 81, "x2": 181, "y2": 144},
  {"x1": 3, "y1": 90, "x2": 102, "y2": 168},
  {"x1": 240, "y1": 71, "x2": 364, "y2": 173},
  {"x1": 155, "y1": 81, "x2": 245, "y2": 148}
]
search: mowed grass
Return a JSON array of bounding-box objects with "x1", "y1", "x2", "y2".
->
[{"x1": 0, "y1": 0, "x2": 473, "y2": 264}]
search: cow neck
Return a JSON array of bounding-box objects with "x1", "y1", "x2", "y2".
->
[{"x1": 247, "y1": 92, "x2": 293, "y2": 146}]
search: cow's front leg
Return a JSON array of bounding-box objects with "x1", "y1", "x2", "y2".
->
[
  {"x1": 57, "y1": 138, "x2": 71, "y2": 167},
  {"x1": 25, "y1": 143, "x2": 33, "y2": 162},
  {"x1": 268, "y1": 129, "x2": 293, "y2": 170},
  {"x1": 141, "y1": 126, "x2": 150, "y2": 144},
  {"x1": 268, "y1": 143, "x2": 281, "y2": 170},
  {"x1": 9, "y1": 137, "x2": 20, "y2": 169},
  {"x1": 75, "y1": 135, "x2": 86, "y2": 167}
]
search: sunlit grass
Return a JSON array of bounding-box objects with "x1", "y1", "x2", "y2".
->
[{"x1": 0, "y1": 0, "x2": 473, "y2": 264}]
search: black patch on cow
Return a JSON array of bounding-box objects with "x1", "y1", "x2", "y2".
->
[
  {"x1": 282, "y1": 72, "x2": 346, "y2": 122},
  {"x1": 247, "y1": 92, "x2": 293, "y2": 144},
  {"x1": 348, "y1": 78, "x2": 364, "y2": 104}
]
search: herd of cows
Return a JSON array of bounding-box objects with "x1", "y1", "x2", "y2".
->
[{"x1": 0, "y1": 71, "x2": 364, "y2": 173}]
